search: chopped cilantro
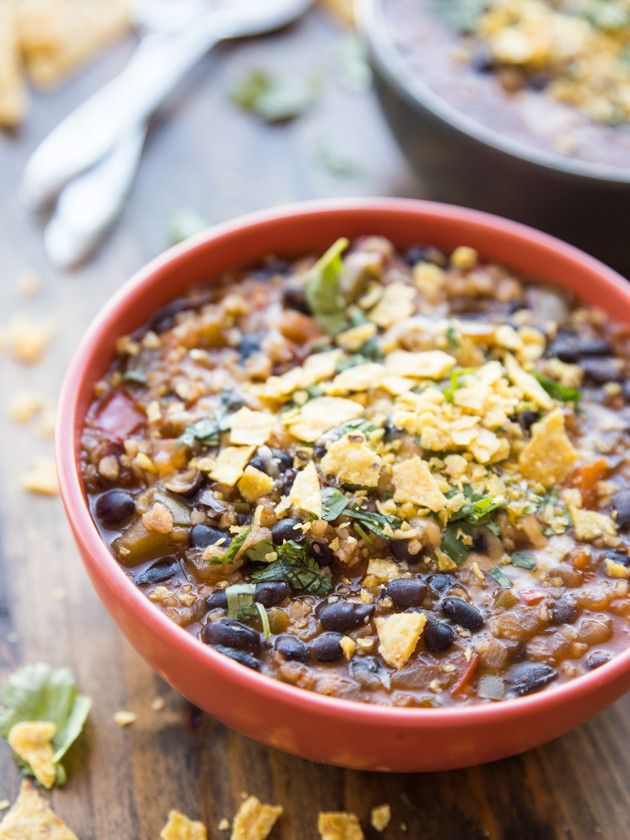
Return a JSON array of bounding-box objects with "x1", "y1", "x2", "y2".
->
[
  {"x1": 339, "y1": 418, "x2": 380, "y2": 436},
  {"x1": 333, "y1": 33, "x2": 372, "y2": 93},
  {"x1": 254, "y1": 602, "x2": 271, "y2": 638},
  {"x1": 440, "y1": 522, "x2": 471, "y2": 566},
  {"x1": 304, "y1": 237, "x2": 349, "y2": 337},
  {"x1": 489, "y1": 566, "x2": 512, "y2": 588},
  {"x1": 321, "y1": 487, "x2": 350, "y2": 521},
  {"x1": 511, "y1": 551, "x2": 537, "y2": 570},
  {"x1": 352, "y1": 521, "x2": 374, "y2": 544},
  {"x1": 316, "y1": 141, "x2": 365, "y2": 178},
  {"x1": 178, "y1": 390, "x2": 244, "y2": 449},
  {"x1": 245, "y1": 539, "x2": 274, "y2": 564},
  {"x1": 168, "y1": 207, "x2": 209, "y2": 245},
  {"x1": 231, "y1": 68, "x2": 320, "y2": 123},
  {"x1": 432, "y1": 0, "x2": 487, "y2": 33},
  {"x1": 443, "y1": 367, "x2": 473, "y2": 403},
  {"x1": 344, "y1": 505, "x2": 401, "y2": 538},
  {"x1": 0, "y1": 664, "x2": 91, "y2": 786},
  {"x1": 533, "y1": 372, "x2": 581, "y2": 405},
  {"x1": 121, "y1": 369, "x2": 148, "y2": 386},
  {"x1": 450, "y1": 491, "x2": 506, "y2": 527},
  {"x1": 216, "y1": 527, "x2": 251, "y2": 565},
  {"x1": 226, "y1": 583, "x2": 256, "y2": 620},
  {"x1": 446, "y1": 321, "x2": 460, "y2": 351},
  {"x1": 252, "y1": 540, "x2": 331, "y2": 595}
]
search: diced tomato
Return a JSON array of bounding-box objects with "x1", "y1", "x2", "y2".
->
[
  {"x1": 518, "y1": 589, "x2": 545, "y2": 605},
  {"x1": 451, "y1": 653, "x2": 479, "y2": 695},
  {"x1": 569, "y1": 458, "x2": 608, "y2": 508},
  {"x1": 94, "y1": 391, "x2": 146, "y2": 438}
]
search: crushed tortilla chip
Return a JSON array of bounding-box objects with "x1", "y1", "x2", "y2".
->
[
  {"x1": 386, "y1": 349, "x2": 455, "y2": 379},
  {"x1": 368, "y1": 282, "x2": 415, "y2": 328},
  {"x1": 238, "y1": 466, "x2": 275, "y2": 502},
  {"x1": 230, "y1": 795, "x2": 283, "y2": 840},
  {"x1": 8, "y1": 315, "x2": 54, "y2": 364},
  {"x1": 0, "y1": 3, "x2": 26, "y2": 126},
  {"x1": 518, "y1": 408, "x2": 577, "y2": 488},
  {"x1": 160, "y1": 810, "x2": 207, "y2": 840},
  {"x1": 370, "y1": 805, "x2": 391, "y2": 832},
  {"x1": 318, "y1": 811, "x2": 364, "y2": 840},
  {"x1": 7, "y1": 721, "x2": 57, "y2": 789},
  {"x1": 209, "y1": 446, "x2": 255, "y2": 487},
  {"x1": 392, "y1": 456, "x2": 447, "y2": 511},
  {"x1": 570, "y1": 506, "x2": 617, "y2": 541},
  {"x1": 504, "y1": 353, "x2": 553, "y2": 410},
  {"x1": 0, "y1": 780, "x2": 79, "y2": 840},
  {"x1": 376, "y1": 613, "x2": 426, "y2": 670},
  {"x1": 287, "y1": 396, "x2": 362, "y2": 442},
  {"x1": 289, "y1": 460, "x2": 322, "y2": 517},
  {"x1": 229, "y1": 408, "x2": 276, "y2": 447},
  {"x1": 320, "y1": 434, "x2": 382, "y2": 488},
  {"x1": 20, "y1": 455, "x2": 58, "y2": 495}
]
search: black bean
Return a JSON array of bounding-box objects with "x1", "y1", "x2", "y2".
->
[
  {"x1": 206, "y1": 590, "x2": 228, "y2": 610},
  {"x1": 507, "y1": 662, "x2": 557, "y2": 696},
  {"x1": 271, "y1": 448, "x2": 293, "y2": 471},
  {"x1": 423, "y1": 616, "x2": 456, "y2": 652},
  {"x1": 189, "y1": 524, "x2": 231, "y2": 549},
  {"x1": 527, "y1": 72, "x2": 550, "y2": 91},
  {"x1": 612, "y1": 491, "x2": 630, "y2": 529},
  {"x1": 255, "y1": 581, "x2": 291, "y2": 608},
  {"x1": 210, "y1": 644, "x2": 260, "y2": 671},
  {"x1": 581, "y1": 357, "x2": 623, "y2": 384},
  {"x1": 441, "y1": 597, "x2": 485, "y2": 632},
  {"x1": 317, "y1": 601, "x2": 374, "y2": 633},
  {"x1": 471, "y1": 50, "x2": 495, "y2": 73},
  {"x1": 196, "y1": 490, "x2": 227, "y2": 519},
  {"x1": 282, "y1": 468, "x2": 297, "y2": 495},
  {"x1": 95, "y1": 489, "x2": 136, "y2": 528},
  {"x1": 601, "y1": 548, "x2": 630, "y2": 567},
  {"x1": 548, "y1": 335, "x2": 579, "y2": 363},
  {"x1": 579, "y1": 338, "x2": 613, "y2": 357},
  {"x1": 472, "y1": 530, "x2": 489, "y2": 553},
  {"x1": 164, "y1": 469, "x2": 205, "y2": 498},
  {"x1": 622, "y1": 382, "x2": 630, "y2": 403},
  {"x1": 309, "y1": 539, "x2": 334, "y2": 566},
  {"x1": 274, "y1": 635, "x2": 310, "y2": 662},
  {"x1": 257, "y1": 258, "x2": 290, "y2": 279},
  {"x1": 238, "y1": 334, "x2": 262, "y2": 361},
  {"x1": 585, "y1": 650, "x2": 613, "y2": 670},
  {"x1": 134, "y1": 559, "x2": 179, "y2": 586},
  {"x1": 310, "y1": 632, "x2": 344, "y2": 662},
  {"x1": 386, "y1": 578, "x2": 427, "y2": 610},
  {"x1": 282, "y1": 285, "x2": 309, "y2": 314},
  {"x1": 382, "y1": 419, "x2": 398, "y2": 442},
  {"x1": 389, "y1": 539, "x2": 417, "y2": 564},
  {"x1": 518, "y1": 409, "x2": 540, "y2": 433},
  {"x1": 548, "y1": 595, "x2": 578, "y2": 626},
  {"x1": 427, "y1": 574, "x2": 455, "y2": 595},
  {"x1": 271, "y1": 518, "x2": 304, "y2": 545},
  {"x1": 350, "y1": 656, "x2": 390, "y2": 690},
  {"x1": 404, "y1": 244, "x2": 445, "y2": 267},
  {"x1": 201, "y1": 619, "x2": 260, "y2": 655}
]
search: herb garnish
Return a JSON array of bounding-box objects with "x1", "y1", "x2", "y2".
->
[
  {"x1": 222, "y1": 527, "x2": 251, "y2": 564},
  {"x1": 231, "y1": 69, "x2": 320, "y2": 123},
  {"x1": 320, "y1": 488, "x2": 401, "y2": 537},
  {"x1": 440, "y1": 522, "x2": 471, "y2": 566},
  {"x1": 245, "y1": 539, "x2": 274, "y2": 564},
  {"x1": 252, "y1": 540, "x2": 332, "y2": 595},
  {"x1": 321, "y1": 487, "x2": 351, "y2": 521},
  {"x1": 121, "y1": 370, "x2": 148, "y2": 386},
  {"x1": 0, "y1": 664, "x2": 91, "y2": 787},
  {"x1": 225, "y1": 584, "x2": 271, "y2": 638},
  {"x1": 450, "y1": 489, "x2": 506, "y2": 527},
  {"x1": 432, "y1": 0, "x2": 487, "y2": 33},
  {"x1": 168, "y1": 208, "x2": 209, "y2": 245},
  {"x1": 533, "y1": 372, "x2": 582, "y2": 405},
  {"x1": 304, "y1": 237, "x2": 349, "y2": 337},
  {"x1": 178, "y1": 389, "x2": 244, "y2": 449},
  {"x1": 511, "y1": 551, "x2": 537, "y2": 570},
  {"x1": 489, "y1": 566, "x2": 512, "y2": 588}
]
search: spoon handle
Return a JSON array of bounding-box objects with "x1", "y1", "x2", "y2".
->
[
  {"x1": 21, "y1": 12, "x2": 232, "y2": 210},
  {"x1": 44, "y1": 124, "x2": 147, "y2": 270}
]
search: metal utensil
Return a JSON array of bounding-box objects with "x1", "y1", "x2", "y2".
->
[{"x1": 21, "y1": 0, "x2": 313, "y2": 212}]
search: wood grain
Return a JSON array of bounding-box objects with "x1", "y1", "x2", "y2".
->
[{"x1": 0, "y1": 7, "x2": 628, "y2": 840}]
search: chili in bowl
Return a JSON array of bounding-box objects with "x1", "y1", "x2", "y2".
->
[{"x1": 57, "y1": 198, "x2": 630, "y2": 771}]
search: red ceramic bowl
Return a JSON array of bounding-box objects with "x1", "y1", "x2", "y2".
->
[{"x1": 56, "y1": 198, "x2": 630, "y2": 772}]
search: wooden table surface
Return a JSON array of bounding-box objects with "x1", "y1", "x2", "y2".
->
[{"x1": 1, "y1": 6, "x2": 629, "y2": 839}]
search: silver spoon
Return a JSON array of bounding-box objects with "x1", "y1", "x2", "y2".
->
[{"x1": 22, "y1": 0, "x2": 313, "y2": 213}]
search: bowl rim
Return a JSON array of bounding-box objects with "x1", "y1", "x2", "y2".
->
[
  {"x1": 56, "y1": 196, "x2": 630, "y2": 730},
  {"x1": 356, "y1": 0, "x2": 630, "y2": 186}
]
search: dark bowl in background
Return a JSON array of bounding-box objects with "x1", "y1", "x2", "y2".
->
[{"x1": 357, "y1": 0, "x2": 630, "y2": 277}]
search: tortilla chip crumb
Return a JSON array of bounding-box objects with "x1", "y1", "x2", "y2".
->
[
  {"x1": 7, "y1": 721, "x2": 57, "y2": 789},
  {"x1": 0, "y1": 780, "x2": 78, "y2": 839},
  {"x1": 0, "y1": 3, "x2": 26, "y2": 127},
  {"x1": 151, "y1": 696, "x2": 165, "y2": 711},
  {"x1": 21, "y1": 455, "x2": 58, "y2": 495},
  {"x1": 113, "y1": 710, "x2": 137, "y2": 727},
  {"x1": 160, "y1": 810, "x2": 207, "y2": 840},
  {"x1": 218, "y1": 818, "x2": 230, "y2": 831},
  {"x1": 0, "y1": 801, "x2": 9, "y2": 812},
  {"x1": 8, "y1": 315, "x2": 54, "y2": 364},
  {"x1": 318, "y1": 811, "x2": 364, "y2": 840},
  {"x1": 18, "y1": 269, "x2": 41, "y2": 299},
  {"x1": 9, "y1": 392, "x2": 45, "y2": 423},
  {"x1": 52, "y1": 587, "x2": 66, "y2": 600},
  {"x1": 370, "y1": 805, "x2": 391, "y2": 832},
  {"x1": 231, "y1": 795, "x2": 283, "y2": 840}
]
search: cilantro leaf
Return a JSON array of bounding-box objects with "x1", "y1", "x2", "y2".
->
[
  {"x1": 446, "y1": 321, "x2": 460, "y2": 351},
  {"x1": 223, "y1": 527, "x2": 251, "y2": 564},
  {"x1": 304, "y1": 237, "x2": 349, "y2": 337},
  {"x1": 168, "y1": 208, "x2": 209, "y2": 245},
  {"x1": 0, "y1": 664, "x2": 91, "y2": 786},
  {"x1": 432, "y1": 0, "x2": 487, "y2": 33},
  {"x1": 321, "y1": 487, "x2": 350, "y2": 521},
  {"x1": 178, "y1": 390, "x2": 245, "y2": 449},
  {"x1": 440, "y1": 522, "x2": 471, "y2": 566},
  {"x1": 450, "y1": 492, "x2": 506, "y2": 526},
  {"x1": 226, "y1": 583, "x2": 256, "y2": 620},
  {"x1": 231, "y1": 69, "x2": 319, "y2": 123},
  {"x1": 245, "y1": 539, "x2": 275, "y2": 564},
  {"x1": 489, "y1": 566, "x2": 512, "y2": 588},
  {"x1": 121, "y1": 370, "x2": 148, "y2": 386},
  {"x1": 338, "y1": 418, "x2": 380, "y2": 436},
  {"x1": 344, "y1": 505, "x2": 401, "y2": 537},
  {"x1": 533, "y1": 372, "x2": 581, "y2": 405},
  {"x1": 511, "y1": 551, "x2": 537, "y2": 570},
  {"x1": 252, "y1": 540, "x2": 331, "y2": 595}
]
